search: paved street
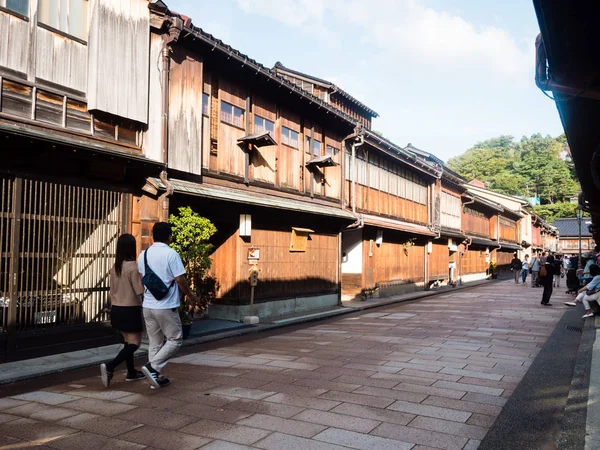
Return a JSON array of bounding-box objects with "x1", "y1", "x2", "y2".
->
[{"x1": 0, "y1": 280, "x2": 575, "y2": 449}]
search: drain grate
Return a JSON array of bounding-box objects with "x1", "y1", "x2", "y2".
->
[{"x1": 566, "y1": 326, "x2": 583, "y2": 333}]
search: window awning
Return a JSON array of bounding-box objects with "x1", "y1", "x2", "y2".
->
[
  {"x1": 440, "y1": 227, "x2": 466, "y2": 240},
  {"x1": 237, "y1": 132, "x2": 277, "y2": 148},
  {"x1": 362, "y1": 214, "x2": 436, "y2": 237},
  {"x1": 306, "y1": 156, "x2": 338, "y2": 168},
  {"x1": 499, "y1": 241, "x2": 522, "y2": 251},
  {"x1": 149, "y1": 178, "x2": 356, "y2": 221},
  {"x1": 467, "y1": 236, "x2": 500, "y2": 248}
]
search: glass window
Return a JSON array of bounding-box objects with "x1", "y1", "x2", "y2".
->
[
  {"x1": 281, "y1": 126, "x2": 299, "y2": 148},
  {"x1": 1, "y1": 0, "x2": 29, "y2": 16},
  {"x1": 202, "y1": 93, "x2": 209, "y2": 116},
  {"x1": 220, "y1": 100, "x2": 244, "y2": 128},
  {"x1": 254, "y1": 115, "x2": 274, "y2": 135},
  {"x1": 38, "y1": 0, "x2": 89, "y2": 41},
  {"x1": 313, "y1": 139, "x2": 322, "y2": 156},
  {"x1": 326, "y1": 145, "x2": 339, "y2": 159}
]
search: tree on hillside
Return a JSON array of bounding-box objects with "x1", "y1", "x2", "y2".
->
[{"x1": 447, "y1": 133, "x2": 578, "y2": 204}]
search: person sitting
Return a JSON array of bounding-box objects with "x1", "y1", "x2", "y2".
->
[{"x1": 565, "y1": 264, "x2": 600, "y2": 318}]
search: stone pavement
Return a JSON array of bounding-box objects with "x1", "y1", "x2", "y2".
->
[{"x1": 0, "y1": 280, "x2": 574, "y2": 449}]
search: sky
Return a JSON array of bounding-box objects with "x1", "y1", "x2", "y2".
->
[{"x1": 166, "y1": 0, "x2": 564, "y2": 162}]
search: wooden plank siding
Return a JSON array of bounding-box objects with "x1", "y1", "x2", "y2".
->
[
  {"x1": 167, "y1": 47, "x2": 203, "y2": 174},
  {"x1": 462, "y1": 207, "x2": 491, "y2": 237},
  {"x1": 35, "y1": 27, "x2": 87, "y2": 94},
  {"x1": 211, "y1": 227, "x2": 339, "y2": 303},
  {"x1": 461, "y1": 248, "x2": 488, "y2": 275},
  {"x1": 345, "y1": 148, "x2": 429, "y2": 224},
  {"x1": 500, "y1": 216, "x2": 518, "y2": 242},
  {"x1": 441, "y1": 190, "x2": 461, "y2": 230},
  {"x1": 362, "y1": 229, "x2": 425, "y2": 289},
  {"x1": 87, "y1": 0, "x2": 150, "y2": 123},
  {"x1": 429, "y1": 243, "x2": 449, "y2": 279},
  {"x1": 0, "y1": 10, "x2": 29, "y2": 75}
]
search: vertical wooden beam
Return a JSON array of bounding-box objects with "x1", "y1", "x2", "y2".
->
[
  {"x1": 244, "y1": 93, "x2": 251, "y2": 184},
  {"x1": 6, "y1": 177, "x2": 23, "y2": 359}
]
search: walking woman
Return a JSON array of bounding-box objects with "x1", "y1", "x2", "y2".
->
[
  {"x1": 521, "y1": 255, "x2": 530, "y2": 285},
  {"x1": 100, "y1": 234, "x2": 145, "y2": 387}
]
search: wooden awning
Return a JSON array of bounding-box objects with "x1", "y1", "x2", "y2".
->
[{"x1": 237, "y1": 132, "x2": 277, "y2": 148}]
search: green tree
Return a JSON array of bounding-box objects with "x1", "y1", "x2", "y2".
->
[
  {"x1": 169, "y1": 207, "x2": 218, "y2": 321},
  {"x1": 533, "y1": 203, "x2": 582, "y2": 222}
]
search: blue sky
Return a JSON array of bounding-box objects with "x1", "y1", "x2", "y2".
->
[{"x1": 166, "y1": 0, "x2": 564, "y2": 162}]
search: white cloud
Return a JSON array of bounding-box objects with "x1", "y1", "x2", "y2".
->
[{"x1": 236, "y1": 0, "x2": 531, "y2": 78}]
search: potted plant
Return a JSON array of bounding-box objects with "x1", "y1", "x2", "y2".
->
[
  {"x1": 169, "y1": 207, "x2": 218, "y2": 338},
  {"x1": 490, "y1": 259, "x2": 498, "y2": 279}
]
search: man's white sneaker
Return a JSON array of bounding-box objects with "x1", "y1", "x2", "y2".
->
[
  {"x1": 564, "y1": 302, "x2": 577, "y2": 307},
  {"x1": 583, "y1": 313, "x2": 594, "y2": 318}
]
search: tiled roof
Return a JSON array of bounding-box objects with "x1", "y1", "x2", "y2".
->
[{"x1": 553, "y1": 218, "x2": 592, "y2": 237}]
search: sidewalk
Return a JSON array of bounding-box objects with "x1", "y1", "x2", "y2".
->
[
  {"x1": 0, "y1": 280, "x2": 492, "y2": 385},
  {"x1": 0, "y1": 279, "x2": 574, "y2": 449}
]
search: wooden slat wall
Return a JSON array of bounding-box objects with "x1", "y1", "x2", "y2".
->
[
  {"x1": 461, "y1": 248, "x2": 488, "y2": 274},
  {"x1": 324, "y1": 131, "x2": 342, "y2": 199},
  {"x1": 217, "y1": 78, "x2": 246, "y2": 177},
  {"x1": 36, "y1": 27, "x2": 87, "y2": 93},
  {"x1": 144, "y1": 33, "x2": 164, "y2": 162},
  {"x1": 87, "y1": 0, "x2": 149, "y2": 122},
  {"x1": 211, "y1": 228, "x2": 338, "y2": 302},
  {"x1": 495, "y1": 251, "x2": 513, "y2": 266},
  {"x1": 429, "y1": 243, "x2": 449, "y2": 278},
  {"x1": 532, "y1": 226, "x2": 542, "y2": 246},
  {"x1": 0, "y1": 10, "x2": 29, "y2": 74},
  {"x1": 462, "y1": 211, "x2": 490, "y2": 237},
  {"x1": 349, "y1": 182, "x2": 428, "y2": 224},
  {"x1": 363, "y1": 234, "x2": 425, "y2": 289},
  {"x1": 251, "y1": 96, "x2": 277, "y2": 185},
  {"x1": 499, "y1": 217, "x2": 517, "y2": 242}
]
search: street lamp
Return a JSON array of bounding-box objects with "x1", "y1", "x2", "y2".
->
[{"x1": 577, "y1": 206, "x2": 583, "y2": 269}]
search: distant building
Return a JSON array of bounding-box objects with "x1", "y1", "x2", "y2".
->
[{"x1": 553, "y1": 218, "x2": 595, "y2": 253}]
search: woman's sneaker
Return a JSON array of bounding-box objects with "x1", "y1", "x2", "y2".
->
[
  {"x1": 125, "y1": 370, "x2": 146, "y2": 382},
  {"x1": 141, "y1": 363, "x2": 161, "y2": 389},
  {"x1": 151, "y1": 378, "x2": 171, "y2": 390},
  {"x1": 100, "y1": 363, "x2": 113, "y2": 388},
  {"x1": 564, "y1": 302, "x2": 577, "y2": 307}
]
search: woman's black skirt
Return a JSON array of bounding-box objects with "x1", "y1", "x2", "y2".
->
[{"x1": 110, "y1": 305, "x2": 143, "y2": 332}]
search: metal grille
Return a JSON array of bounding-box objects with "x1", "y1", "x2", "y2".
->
[
  {"x1": 0, "y1": 176, "x2": 124, "y2": 332},
  {"x1": 0, "y1": 178, "x2": 13, "y2": 332}
]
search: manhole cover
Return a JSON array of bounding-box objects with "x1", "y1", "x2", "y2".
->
[{"x1": 566, "y1": 326, "x2": 583, "y2": 333}]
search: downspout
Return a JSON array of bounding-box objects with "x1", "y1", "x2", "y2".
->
[
  {"x1": 535, "y1": 34, "x2": 600, "y2": 101},
  {"x1": 159, "y1": 17, "x2": 183, "y2": 221}
]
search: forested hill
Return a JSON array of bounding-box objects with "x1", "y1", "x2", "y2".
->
[{"x1": 446, "y1": 134, "x2": 580, "y2": 222}]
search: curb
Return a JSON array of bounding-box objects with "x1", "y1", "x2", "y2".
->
[
  {"x1": 557, "y1": 313, "x2": 595, "y2": 450},
  {"x1": 0, "y1": 279, "x2": 493, "y2": 385}
]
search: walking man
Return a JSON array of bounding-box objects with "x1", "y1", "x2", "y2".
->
[
  {"x1": 511, "y1": 253, "x2": 522, "y2": 284},
  {"x1": 138, "y1": 222, "x2": 199, "y2": 389},
  {"x1": 531, "y1": 253, "x2": 541, "y2": 287},
  {"x1": 540, "y1": 255, "x2": 555, "y2": 306},
  {"x1": 553, "y1": 255, "x2": 563, "y2": 288}
]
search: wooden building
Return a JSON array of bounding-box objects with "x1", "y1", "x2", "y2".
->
[
  {"x1": 0, "y1": 0, "x2": 164, "y2": 360},
  {"x1": 553, "y1": 218, "x2": 595, "y2": 254},
  {"x1": 145, "y1": 5, "x2": 368, "y2": 321}
]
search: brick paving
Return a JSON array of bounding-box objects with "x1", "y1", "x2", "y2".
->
[{"x1": 0, "y1": 280, "x2": 572, "y2": 449}]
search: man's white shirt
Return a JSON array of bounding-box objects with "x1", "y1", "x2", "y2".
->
[{"x1": 137, "y1": 242, "x2": 186, "y2": 309}]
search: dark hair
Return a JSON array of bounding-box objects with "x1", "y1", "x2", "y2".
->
[
  {"x1": 591, "y1": 264, "x2": 600, "y2": 277},
  {"x1": 546, "y1": 255, "x2": 554, "y2": 264},
  {"x1": 115, "y1": 234, "x2": 137, "y2": 277},
  {"x1": 153, "y1": 222, "x2": 172, "y2": 243}
]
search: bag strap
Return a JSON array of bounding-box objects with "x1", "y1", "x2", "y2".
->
[{"x1": 144, "y1": 247, "x2": 175, "y2": 288}]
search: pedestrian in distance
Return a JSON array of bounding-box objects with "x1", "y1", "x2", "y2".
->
[
  {"x1": 530, "y1": 253, "x2": 541, "y2": 288},
  {"x1": 553, "y1": 255, "x2": 563, "y2": 288},
  {"x1": 511, "y1": 253, "x2": 522, "y2": 284},
  {"x1": 540, "y1": 255, "x2": 555, "y2": 306},
  {"x1": 541, "y1": 252, "x2": 547, "y2": 264},
  {"x1": 521, "y1": 255, "x2": 530, "y2": 285},
  {"x1": 565, "y1": 264, "x2": 600, "y2": 318},
  {"x1": 138, "y1": 222, "x2": 199, "y2": 389},
  {"x1": 100, "y1": 234, "x2": 146, "y2": 388}
]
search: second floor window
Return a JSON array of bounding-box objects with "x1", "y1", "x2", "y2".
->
[
  {"x1": 1, "y1": 0, "x2": 29, "y2": 16},
  {"x1": 281, "y1": 126, "x2": 299, "y2": 148},
  {"x1": 254, "y1": 115, "x2": 274, "y2": 135},
  {"x1": 220, "y1": 100, "x2": 244, "y2": 128},
  {"x1": 305, "y1": 137, "x2": 322, "y2": 156},
  {"x1": 38, "y1": 0, "x2": 89, "y2": 41},
  {"x1": 202, "y1": 93, "x2": 209, "y2": 116}
]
